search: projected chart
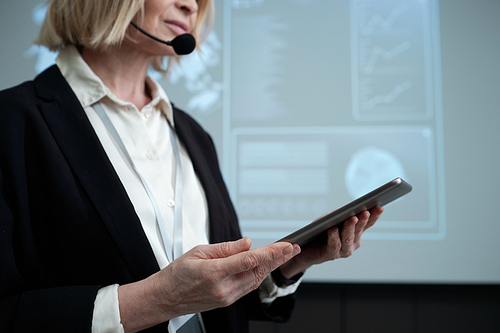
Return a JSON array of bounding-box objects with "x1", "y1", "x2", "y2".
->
[
  {"x1": 351, "y1": 0, "x2": 435, "y2": 120},
  {"x1": 225, "y1": 0, "x2": 445, "y2": 247},
  {"x1": 231, "y1": 126, "x2": 441, "y2": 245}
]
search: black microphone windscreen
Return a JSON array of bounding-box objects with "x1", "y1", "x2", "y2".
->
[{"x1": 170, "y1": 34, "x2": 196, "y2": 55}]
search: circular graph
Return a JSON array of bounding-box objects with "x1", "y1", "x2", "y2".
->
[{"x1": 345, "y1": 146, "x2": 407, "y2": 199}]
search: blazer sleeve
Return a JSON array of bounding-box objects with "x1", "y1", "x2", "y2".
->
[{"x1": 0, "y1": 82, "x2": 103, "y2": 332}]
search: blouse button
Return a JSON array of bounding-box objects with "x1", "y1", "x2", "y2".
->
[
  {"x1": 167, "y1": 199, "x2": 175, "y2": 207},
  {"x1": 146, "y1": 150, "x2": 156, "y2": 160}
]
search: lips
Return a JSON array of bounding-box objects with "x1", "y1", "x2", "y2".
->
[{"x1": 164, "y1": 20, "x2": 189, "y2": 35}]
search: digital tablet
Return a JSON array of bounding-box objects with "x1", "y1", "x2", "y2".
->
[{"x1": 276, "y1": 177, "x2": 412, "y2": 247}]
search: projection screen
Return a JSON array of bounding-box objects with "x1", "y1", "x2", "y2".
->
[{"x1": 1, "y1": 0, "x2": 499, "y2": 284}]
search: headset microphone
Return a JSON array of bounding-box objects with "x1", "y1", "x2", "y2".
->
[{"x1": 130, "y1": 21, "x2": 196, "y2": 55}]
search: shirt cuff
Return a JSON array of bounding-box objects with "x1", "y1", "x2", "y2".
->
[
  {"x1": 258, "y1": 273, "x2": 303, "y2": 304},
  {"x1": 92, "y1": 284, "x2": 124, "y2": 333}
]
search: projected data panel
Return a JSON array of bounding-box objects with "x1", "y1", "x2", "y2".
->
[
  {"x1": 227, "y1": 0, "x2": 445, "y2": 245},
  {"x1": 231, "y1": 127, "x2": 443, "y2": 248}
]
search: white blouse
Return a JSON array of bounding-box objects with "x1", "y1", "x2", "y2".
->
[{"x1": 56, "y1": 45, "x2": 300, "y2": 333}]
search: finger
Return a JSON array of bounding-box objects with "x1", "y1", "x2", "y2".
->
[
  {"x1": 326, "y1": 226, "x2": 342, "y2": 259},
  {"x1": 353, "y1": 211, "x2": 370, "y2": 245},
  {"x1": 365, "y1": 206, "x2": 384, "y2": 230},
  {"x1": 233, "y1": 243, "x2": 301, "y2": 293},
  {"x1": 197, "y1": 237, "x2": 252, "y2": 260},
  {"x1": 223, "y1": 242, "x2": 298, "y2": 277},
  {"x1": 340, "y1": 216, "x2": 358, "y2": 257}
]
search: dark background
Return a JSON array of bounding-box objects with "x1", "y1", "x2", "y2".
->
[{"x1": 251, "y1": 283, "x2": 500, "y2": 332}]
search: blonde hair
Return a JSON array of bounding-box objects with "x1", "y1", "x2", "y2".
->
[{"x1": 35, "y1": 0, "x2": 214, "y2": 73}]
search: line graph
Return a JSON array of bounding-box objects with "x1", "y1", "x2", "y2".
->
[
  {"x1": 352, "y1": 0, "x2": 434, "y2": 120},
  {"x1": 363, "y1": 41, "x2": 412, "y2": 74},
  {"x1": 364, "y1": 80, "x2": 412, "y2": 110},
  {"x1": 362, "y1": 3, "x2": 410, "y2": 36}
]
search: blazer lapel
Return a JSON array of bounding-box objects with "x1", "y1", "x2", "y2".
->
[{"x1": 34, "y1": 66, "x2": 160, "y2": 280}]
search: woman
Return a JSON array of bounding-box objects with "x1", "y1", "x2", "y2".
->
[{"x1": 0, "y1": 0, "x2": 383, "y2": 332}]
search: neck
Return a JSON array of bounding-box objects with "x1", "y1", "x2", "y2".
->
[{"x1": 80, "y1": 44, "x2": 154, "y2": 110}]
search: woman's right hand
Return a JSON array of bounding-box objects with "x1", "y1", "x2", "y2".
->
[{"x1": 117, "y1": 237, "x2": 300, "y2": 333}]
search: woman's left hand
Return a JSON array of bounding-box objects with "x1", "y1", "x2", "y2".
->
[{"x1": 278, "y1": 206, "x2": 384, "y2": 279}]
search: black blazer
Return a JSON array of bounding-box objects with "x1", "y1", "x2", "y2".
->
[{"x1": 0, "y1": 66, "x2": 295, "y2": 332}]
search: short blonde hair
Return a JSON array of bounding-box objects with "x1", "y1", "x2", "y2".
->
[{"x1": 35, "y1": 0, "x2": 214, "y2": 73}]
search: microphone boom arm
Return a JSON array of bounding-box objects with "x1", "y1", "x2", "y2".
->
[
  {"x1": 129, "y1": 21, "x2": 196, "y2": 55},
  {"x1": 130, "y1": 21, "x2": 173, "y2": 46}
]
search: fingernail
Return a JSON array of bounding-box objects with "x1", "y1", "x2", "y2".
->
[
  {"x1": 282, "y1": 244, "x2": 293, "y2": 255},
  {"x1": 237, "y1": 237, "x2": 248, "y2": 248},
  {"x1": 292, "y1": 244, "x2": 301, "y2": 255}
]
